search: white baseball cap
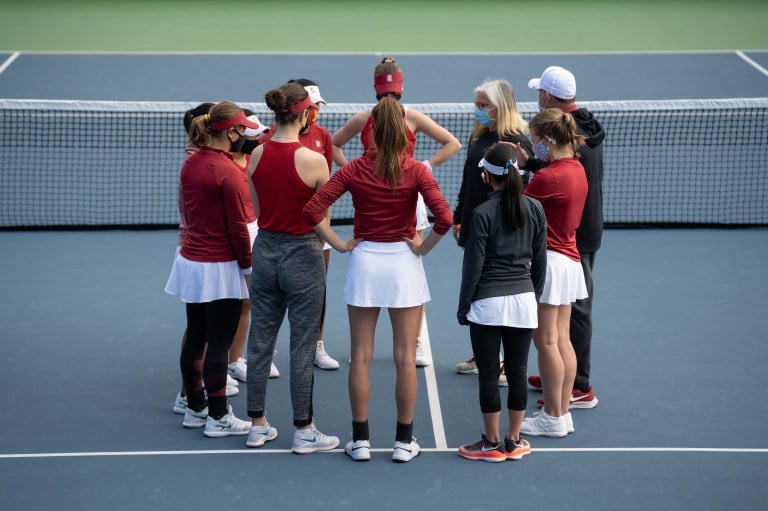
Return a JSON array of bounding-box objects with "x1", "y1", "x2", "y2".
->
[
  {"x1": 243, "y1": 114, "x2": 269, "y2": 137},
  {"x1": 303, "y1": 85, "x2": 326, "y2": 105},
  {"x1": 528, "y1": 66, "x2": 576, "y2": 100}
]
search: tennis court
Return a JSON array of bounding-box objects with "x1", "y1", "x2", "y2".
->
[{"x1": 1, "y1": 2, "x2": 767, "y2": 510}]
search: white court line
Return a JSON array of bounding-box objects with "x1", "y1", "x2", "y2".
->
[
  {"x1": 736, "y1": 50, "x2": 768, "y2": 78},
  {"x1": 2, "y1": 447, "x2": 767, "y2": 459},
  {"x1": 420, "y1": 311, "x2": 448, "y2": 450},
  {"x1": 0, "y1": 51, "x2": 21, "y2": 75}
]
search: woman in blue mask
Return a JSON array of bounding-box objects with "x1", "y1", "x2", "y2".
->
[{"x1": 453, "y1": 79, "x2": 534, "y2": 378}]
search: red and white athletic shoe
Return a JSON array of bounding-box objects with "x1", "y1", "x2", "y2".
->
[{"x1": 537, "y1": 387, "x2": 599, "y2": 410}]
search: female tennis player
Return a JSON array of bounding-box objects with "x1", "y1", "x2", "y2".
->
[
  {"x1": 520, "y1": 108, "x2": 588, "y2": 438},
  {"x1": 304, "y1": 96, "x2": 453, "y2": 463},
  {"x1": 165, "y1": 101, "x2": 260, "y2": 437},
  {"x1": 260, "y1": 79, "x2": 340, "y2": 371},
  {"x1": 245, "y1": 82, "x2": 339, "y2": 454},
  {"x1": 331, "y1": 56, "x2": 461, "y2": 367},
  {"x1": 456, "y1": 142, "x2": 546, "y2": 462}
]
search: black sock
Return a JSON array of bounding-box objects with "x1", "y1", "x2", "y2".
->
[
  {"x1": 352, "y1": 420, "x2": 369, "y2": 441},
  {"x1": 395, "y1": 422, "x2": 413, "y2": 443}
]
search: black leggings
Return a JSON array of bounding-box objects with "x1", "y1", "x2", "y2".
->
[
  {"x1": 181, "y1": 299, "x2": 241, "y2": 419},
  {"x1": 469, "y1": 323, "x2": 533, "y2": 413}
]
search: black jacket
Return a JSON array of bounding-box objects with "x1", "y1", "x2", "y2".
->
[
  {"x1": 457, "y1": 193, "x2": 547, "y2": 325},
  {"x1": 525, "y1": 107, "x2": 605, "y2": 252},
  {"x1": 453, "y1": 130, "x2": 533, "y2": 248}
]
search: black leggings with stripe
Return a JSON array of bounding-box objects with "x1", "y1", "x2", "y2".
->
[{"x1": 181, "y1": 298, "x2": 241, "y2": 419}]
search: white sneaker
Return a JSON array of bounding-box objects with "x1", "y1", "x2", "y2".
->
[
  {"x1": 520, "y1": 410, "x2": 568, "y2": 438},
  {"x1": 226, "y1": 374, "x2": 239, "y2": 397},
  {"x1": 291, "y1": 424, "x2": 340, "y2": 454},
  {"x1": 415, "y1": 338, "x2": 432, "y2": 367},
  {"x1": 392, "y1": 438, "x2": 421, "y2": 463},
  {"x1": 228, "y1": 357, "x2": 247, "y2": 382},
  {"x1": 269, "y1": 362, "x2": 280, "y2": 378},
  {"x1": 182, "y1": 407, "x2": 208, "y2": 428},
  {"x1": 203, "y1": 406, "x2": 250, "y2": 437},
  {"x1": 456, "y1": 356, "x2": 478, "y2": 374},
  {"x1": 246, "y1": 421, "x2": 278, "y2": 448},
  {"x1": 498, "y1": 362, "x2": 508, "y2": 387},
  {"x1": 173, "y1": 393, "x2": 187, "y2": 415},
  {"x1": 564, "y1": 412, "x2": 575, "y2": 434},
  {"x1": 344, "y1": 439, "x2": 371, "y2": 461},
  {"x1": 314, "y1": 341, "x2": 340, "y2": 370}
]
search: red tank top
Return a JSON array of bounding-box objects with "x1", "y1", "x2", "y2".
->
[
  {"x1": 251, "y1": 141, "x2": 316, "y2": 235},
  {"x1": 360, "y1": 113, "x2": 416, "y2": 158}
]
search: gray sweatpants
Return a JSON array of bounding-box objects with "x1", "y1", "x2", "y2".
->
[{"x1": 246, "y1": 230, "x2": 326, "y2": 427}]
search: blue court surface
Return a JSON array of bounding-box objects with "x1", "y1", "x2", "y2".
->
[
  {"x1": 0, "y1": 50, "x2": 767, "y2": 102},
  {"x1": 1, "y1": 52, "x2": 767, "y2": 510}
]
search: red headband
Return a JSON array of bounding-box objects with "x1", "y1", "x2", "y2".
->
[
  {"x1": 374, "y1": 72, "x2": 404, "y2": 95},
  {"x1": 285, "y1": 95, "x2": 319, "y2": 114},
  {"x1": 209, "y1": 111, "x2": 261, "y2": 131}
]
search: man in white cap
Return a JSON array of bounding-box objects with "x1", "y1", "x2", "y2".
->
[{"x1": 514, "y1": 66, "x2": 606, "y2": 411}]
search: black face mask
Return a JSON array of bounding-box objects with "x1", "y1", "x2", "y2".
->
[
  {"x1": 240, "y1": 138, "x2": 259, "y2": 155},
  {"x1": 229, "y1": 132, "x2": 246, "y2": 153}
]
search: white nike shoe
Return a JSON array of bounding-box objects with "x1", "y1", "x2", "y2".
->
[
  {"x1": 246, "y1": 421, "x2": 278, "y2": 448},
  {"x1": 344, "y1": 439, "x2": 371, "y2": 461},
  {"x1": 392, "y1": 438, "x2": 421, "y2": 463},
  {"x1": 415, "y1": 338, "x2": 432, "y2": 367},
  {"x1": 520, "y1": 410, "x2": 568, "y2": 438},
  {"x1": 291, "y1": 424, "x2": 340, "y2": 454},
  {"x1": 314, "y1": 340, "x2": 340, "y2": 370},
  {"x1": 227, "y1": 357, "x2": 247, "y2": 383},
  {"x1": 203, "y1": 406, "x2": 250, "y2": 438},
  {"x1": 172, "y1": 393, "x2": 188, "y2": 415},
  {"x1": 182, "y1": 406, "x2": 208, "y2": 428}
]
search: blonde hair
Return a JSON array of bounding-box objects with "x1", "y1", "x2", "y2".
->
[{"x1": 472, "y1": 79, "x2": 528, "y2": 139}]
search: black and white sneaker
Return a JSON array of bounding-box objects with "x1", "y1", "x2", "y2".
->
[
  {"x1": 392, "y1": 438, "x2": 420, "y2": 463},
  {"x1": 344, "y1": 439, "x2": 371, "y2": 461}
]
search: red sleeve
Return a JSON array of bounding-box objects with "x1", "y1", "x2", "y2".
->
[
  {"x1": 218, "y1": 164, "x2": 252, "y2": 269},
  {"x1": 302, "y1": 163, "x2": 352, "y2": 226},
  {"x1": 414, "y1": 163, "x2": 452, "y2": 235}
]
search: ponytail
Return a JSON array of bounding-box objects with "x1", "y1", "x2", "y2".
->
[{"x1": 371, "y1": 96, "x2": 408, "y2": 190}]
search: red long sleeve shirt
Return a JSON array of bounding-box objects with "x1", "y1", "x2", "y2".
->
[
  {"x1": 179, "y1": 146, "x2": 252, "y2": 269},
  {"x1": 303, "y1": 152, "x2": 452, "y2": 241},
  {"x1": 524, "y1": 157, "x2": 587, "y2": 262}
]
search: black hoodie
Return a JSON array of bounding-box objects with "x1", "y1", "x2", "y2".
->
[{"x1": 525, "y1": 107, "x2": 606, "y2": 252}]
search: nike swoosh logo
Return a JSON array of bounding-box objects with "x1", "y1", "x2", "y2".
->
[
  {"x1": 571, "y1": 395, "x2": 591, "y2": 401},
  {"x1": 481, "y1": 446, "x2": 499, "y2": 452},
  {"x1": 351, "y1": 446, "x2": 368, "y2": 451},
  {"x1": 298, "y1": 437, "x2": 317, "y2": 443},
  {"x1": 395, "y1": 447, "x2": 412, "y2": 453}
]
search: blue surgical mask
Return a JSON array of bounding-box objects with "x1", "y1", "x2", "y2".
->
[
  {"x1": 533, "y1": 139, "x2": 550, "y2": 161},
  {"x1": 474, "y1": 108, "x2": 494, "y2": 128}
]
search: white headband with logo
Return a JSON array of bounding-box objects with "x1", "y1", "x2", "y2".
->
[{"x1": 478, "y1": 158, "x2": 523, "y2": 176}]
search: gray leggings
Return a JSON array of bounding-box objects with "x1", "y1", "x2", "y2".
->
[{"x1": 247, "y1": 230, "x2": 326, "y2": 427}]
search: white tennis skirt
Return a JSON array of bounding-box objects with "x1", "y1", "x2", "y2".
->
[
  {"x1": 344, "y1": 241, "x2": 430, "y2": 307},
  {"x1": 467, "y1": 292, "x2": 538, "y2": 328},
  {"x1": 165, "y1": 252, "x2": 249, "y2": 303},
  {"x1": 540, "y1": 250, "x2": 588, "y2": 306}
]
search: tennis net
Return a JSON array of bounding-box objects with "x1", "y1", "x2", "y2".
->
[{"x1": 1, "y1": 98, "x2": 766, "y2": 228}]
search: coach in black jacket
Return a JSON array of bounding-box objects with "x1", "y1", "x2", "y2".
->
[{"x1": 513, "y1": 66, "x2": 605, "y2": 408}]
